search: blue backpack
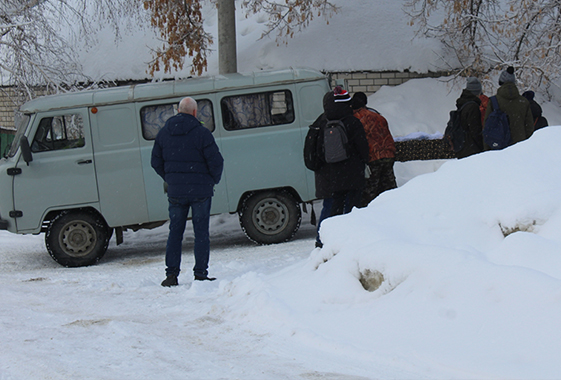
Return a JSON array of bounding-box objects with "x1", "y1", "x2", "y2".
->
[{"x1": 483, "y1": 96, "x2": 511, "y2": 150}]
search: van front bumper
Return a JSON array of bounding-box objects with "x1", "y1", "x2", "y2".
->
[{"x1": 0, "y1": 217, "x2": 8, "y2": 230}]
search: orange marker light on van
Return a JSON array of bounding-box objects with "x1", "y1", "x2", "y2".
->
[{"x1": 91, "y1": 107, "x2": 98, "y2": 114}]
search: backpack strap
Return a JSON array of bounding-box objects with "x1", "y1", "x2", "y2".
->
[
  {"x1": 490, "y1": 96, "x2": 500, "y2": 111},
  {"x1": 458, "y1": 100, "x2": 477, "y2": 111}
]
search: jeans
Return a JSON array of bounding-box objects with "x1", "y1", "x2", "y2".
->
[{"x1": 165, "y1": 196, "x2": 212, "y2": 278}]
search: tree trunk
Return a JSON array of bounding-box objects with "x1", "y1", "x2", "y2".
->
[{"x1": 217, "y1": 0, "x2": 237, "y2": 74}]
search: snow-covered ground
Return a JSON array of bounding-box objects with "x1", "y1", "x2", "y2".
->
[{"x1": 2, "y1": 76, "x2": 561, "y2": 379}]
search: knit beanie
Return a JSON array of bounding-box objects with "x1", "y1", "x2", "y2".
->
[
  {"x1": 351, "y1": 92, "x2": 368, "y2": 110},
  {"x1": 499, "y1": 66, "x2": 516, "y2": 85},
  {"x1": 522, "y1": 90, "x2": 535, "y2": 101},
  {"x1": 465, "y1": 77, "x2": 482, "y2": 96},
  {"x1": 333, "y1": 86, "x2": 351, "y2": 102},
  {"x1": 323, "y1": 87, "x2": 353, "y2": 118}
]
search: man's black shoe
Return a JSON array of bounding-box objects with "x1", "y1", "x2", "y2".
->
[
  {"x1": 161, "y1": 275, "x2": 178, "y2": 287},
  {"x1": 194, "y1": 275, "x2": 216, "y2": 281}
]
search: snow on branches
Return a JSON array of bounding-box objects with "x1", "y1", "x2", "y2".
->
[{"x1": 405, "y1": 0, "x2": 561, "y2": 95}]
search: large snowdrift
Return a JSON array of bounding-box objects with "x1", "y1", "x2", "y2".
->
[{"x1": 219, "y1": 126, "x2": 561, "y2": 378}]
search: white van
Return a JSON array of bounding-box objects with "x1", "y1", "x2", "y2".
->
[{"x1": 0, "y1": 68, "x2": 331, "y2": 266}]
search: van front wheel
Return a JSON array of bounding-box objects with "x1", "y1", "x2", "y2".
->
[
  {"x1": 45, "y1": 210, "x2": 111, "y2": 267},
  {"x1": 239, "y1": 191, "x2": 301, "y2": 244}
]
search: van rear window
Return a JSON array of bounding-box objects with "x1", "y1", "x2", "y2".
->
[
  {"x1": 221, "y1": 90, "x2": 294, "y2": 130},
  {"x1": 141, "y1": 99, "x2": 214, "y2": 140}
]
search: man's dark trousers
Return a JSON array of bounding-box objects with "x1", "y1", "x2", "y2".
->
[{"x1": 165, "y1": 196, "x2": 212, "y2": 278}]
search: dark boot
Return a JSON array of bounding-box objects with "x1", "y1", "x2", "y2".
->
[
  {"x1": 161, "y1": 275, "x2": 178, "y2": 287},
  {"x1": 194, "y1": 275, "x2": 216, "y2": 281}
]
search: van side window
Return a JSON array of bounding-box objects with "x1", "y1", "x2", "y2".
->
[
  {"x1": 221, "y1": 90, "x2": 294, "y2": 130},
  {"x1": 31, "y1": 114, "x2": 85, "y2": 152},
  {"x1": 141, "y1": 99, "x2": 215, "y2": 140}
]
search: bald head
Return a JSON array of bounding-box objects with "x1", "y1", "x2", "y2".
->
[{"x1": 178, "y1": 97, "x2": 198, "y2": 116}]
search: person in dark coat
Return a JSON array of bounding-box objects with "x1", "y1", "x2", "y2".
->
[
  {"x1": 312, "y1": 86, "x2": 369, "y2": 247},
  {"x1": 484, "y1": 67, "x2": 534, "y2": 149},
  {"x1": 454, "y1": 77, "x2": 484, "y2": 159},
  {"x1": 522, "y1": 90, "x2": 548, "y2": 131},
  {"x1": 151, "y1": 97, "x2": 224, "y2": 286}
]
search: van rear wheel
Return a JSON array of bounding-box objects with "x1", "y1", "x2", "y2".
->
[
  {"x1": 239, "y1": 191, "x2": 301, "y2": 244},
  {"x1": 45, "y1": 210, "x2": 111, "y2": 267}
]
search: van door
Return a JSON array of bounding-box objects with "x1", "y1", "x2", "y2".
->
[
  {"x1": 12, "y1": 109, "x2": 99, "y2": 232},
  {"x1": 89, "y1": 104, "x2": 149, "y2": 227}
]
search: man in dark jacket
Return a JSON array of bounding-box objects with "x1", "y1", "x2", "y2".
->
[
  {"x1": 484, "y1": 67, "x2": 534, "y2": 149},
  {"x1": 151, "y1": 97, "x2": 224, "y2": 287},
  {"x1": 312, "y1": 86, "x2": 369, "y2": 247},
  {"x1": 454, "y1": 77, "x2": 484, "y2": 159},
  {"x1": 522, "y1": 90, "x2": 549, "y2": 131}
]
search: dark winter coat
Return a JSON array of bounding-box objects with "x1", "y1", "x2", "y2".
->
[
  {"x1": 528, "y1": 99, "x2": 549, "y2": 131},
  {"x1": 455, "y1": 89, "x2": 483, "y2": 159},
  {"x1": 151, "y1": 113, "x2": 224, "y2": 198},
  {"x1": 313, "y1": 94, "x2": 370, "y2": 199},
  {"x1": 484, "y1": 82, "x2": 534, "y2": 148}
]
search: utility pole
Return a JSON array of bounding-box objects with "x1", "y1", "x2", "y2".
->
[{"x1": 217, "y1": 0, "x2": 237, "y2": 74}]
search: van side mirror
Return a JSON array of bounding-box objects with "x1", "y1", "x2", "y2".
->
[{"x1": 20, "y1": 136, "x2": 33, "y2": 165}]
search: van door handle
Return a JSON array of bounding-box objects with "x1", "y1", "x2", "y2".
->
[{"x1": 76, "y1": 159, "x2": 93, "y2": 165}]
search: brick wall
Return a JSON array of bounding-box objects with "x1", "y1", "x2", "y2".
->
[
  {"x1": 0, "y1": 87, "x2": 20, "y2": 130},
  {"x1": 0, "y1": 86, "x2": 52, "y2": 130},
  {"x1": 329, "y1": 70, "x2": 448, "y2": 96}
]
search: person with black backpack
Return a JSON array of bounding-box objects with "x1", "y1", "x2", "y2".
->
[
  {"x1": 306, "y1": 86, "x2": 369, "y2": 247},
  {"x1": 483, "y1": 67, "x2": 534, "y2": 150},
  {"x1": 445, "y1": 77, "x2": 484, "y2": 159}
]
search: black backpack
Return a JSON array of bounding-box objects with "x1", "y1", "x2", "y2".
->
[
  {"x1": 444, "y1": 101, "x2": 476, "y2": 153},
  {"x1": 483, "y1": 96, "x2": 511, "y2": 150},
  {"x1": 304, "y1": 124, "x2": 323, "y2": 171},
  {"x1": 323, "y1": 119, "x2": 349, "y2": 163}
]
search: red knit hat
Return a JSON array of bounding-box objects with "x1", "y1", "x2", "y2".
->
[{"x1": 333, "y1": 86, "x2": 351, "y2": 102}]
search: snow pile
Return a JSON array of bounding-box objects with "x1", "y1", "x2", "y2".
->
[{"x1": 216, "y1": 126, "x2": 561, "y2": 378}]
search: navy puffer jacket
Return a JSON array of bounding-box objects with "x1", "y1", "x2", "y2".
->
[{"x1": 151, "y1": 113, "x2": 224, "y2": 198}]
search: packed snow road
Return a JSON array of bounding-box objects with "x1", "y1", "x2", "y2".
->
[{"x1": 3, "y1": 213, "x2": 379, "y2": 380}]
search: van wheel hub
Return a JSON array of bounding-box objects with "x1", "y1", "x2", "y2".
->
[
  {"x1": 252, "y1": 198, "x2": 288, "y2": 234},
  {"x1": 60, "y1": 221, "x2": 95, "y2": 256}
]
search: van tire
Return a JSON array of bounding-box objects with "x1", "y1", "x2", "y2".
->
[
  {"x1": 239, "y1": 191, "x2": 301, "y2": 244},
  {"x1": 45, "y1": 210, "x2": 111, "y2": 267}
]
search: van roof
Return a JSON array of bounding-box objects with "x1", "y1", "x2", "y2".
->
[{"x1": 20, "y1": 67, "x2": 327, "y2": 113}]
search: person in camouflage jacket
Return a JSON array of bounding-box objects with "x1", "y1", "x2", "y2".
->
[{"x1": 351, "y1": 92, "x2": 397, "y2": 207}]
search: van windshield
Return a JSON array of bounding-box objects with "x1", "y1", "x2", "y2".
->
[{"x1": 6, "y1": 113, "x2": 31, "y2": 158}]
